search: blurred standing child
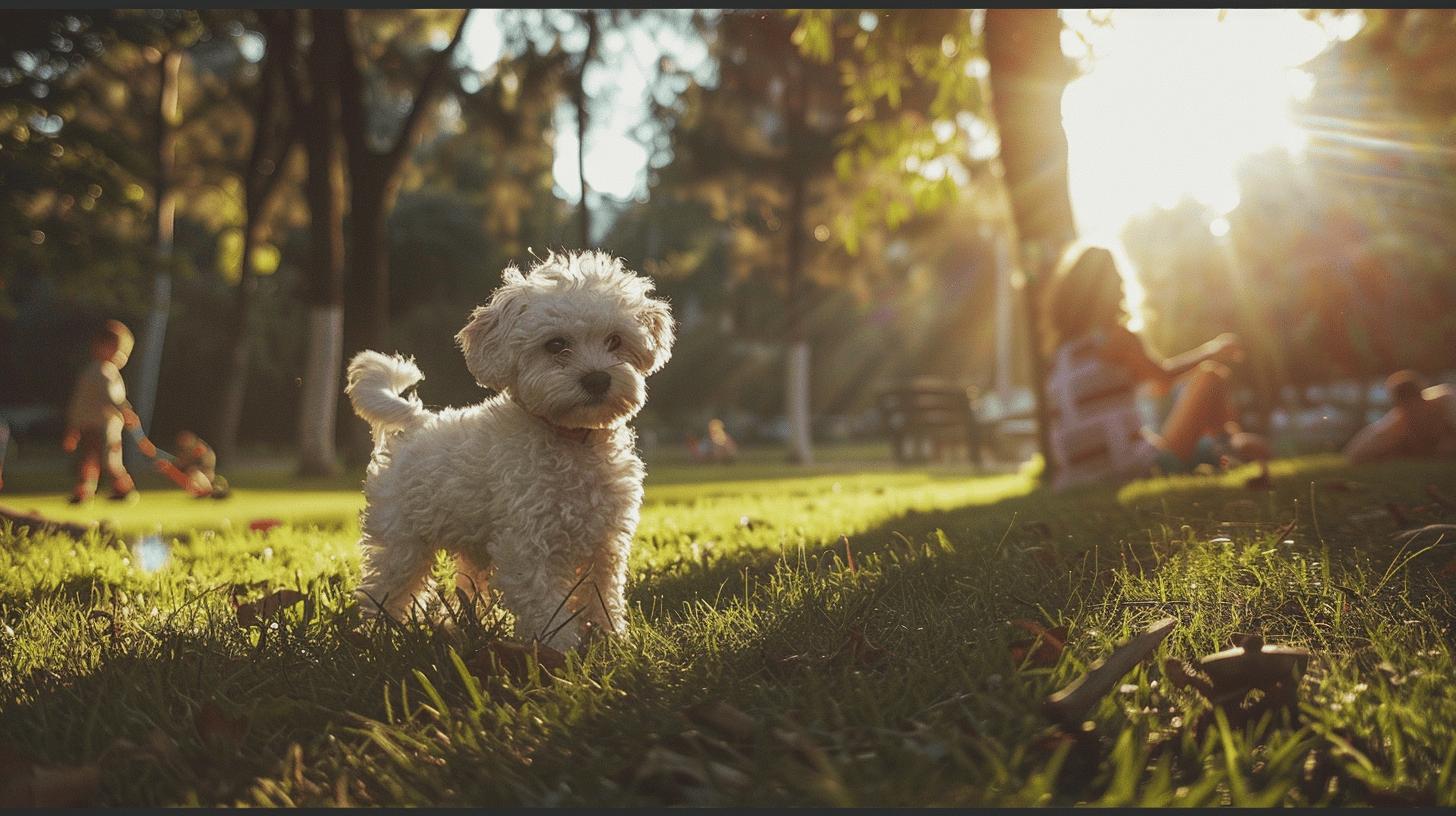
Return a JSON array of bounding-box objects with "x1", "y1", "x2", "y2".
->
[{"x1": 63, "y1": 320, "x2": 140, "y2": 503}]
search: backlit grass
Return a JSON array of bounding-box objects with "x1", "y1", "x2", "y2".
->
[{"x1": 1, "y1": 453, "x2": 1452, "y2": 806}]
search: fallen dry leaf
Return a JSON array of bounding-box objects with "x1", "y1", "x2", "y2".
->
[
  {"x1": 1009, "y1": 619, "x2": 1067, "y2": 669},
  {"x1": 248, "y1": 518, "x2": 283, "y2": 534},
  {"x1": 1044, "y1": 617, "x2": 1176, "y2": 727},
  {"x1": 685, "y1": 700, "x2": 757, "y2": 745},
  {"x1": 1167, "y1": 634, "x2": 1311, "y2": 730},
  {"x1": 628, "y1": 743, "x2": 751, "y2": 804},
  {"x1": 468, "y1": 638, "x2": 567, "y2": 686},
  {"x1": 235, "y1": 589, "x2": 307, "y2": 627}
]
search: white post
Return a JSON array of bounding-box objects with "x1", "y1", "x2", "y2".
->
[
  {"x1": 994, "y1": 230, "x2": 1015, "y2": 406},
  {"x1": 297, "y1": 304, "x2": 343, "y2": 475},
  {"x1": 786, "y1": 341, "x2": 813, "y2": 465}
]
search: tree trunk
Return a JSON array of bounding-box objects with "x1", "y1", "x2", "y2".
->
[
  {"x1": 132, "y1": 49, "x2": 182, "y2": 435},
  {"x1": 299, "y1": 304, "x2": 344, "y2": 475},
  {"x1": 215, "y1": 17, "x2": 295, "y2": 464},
  {"x1": 343, "y1": 171, "x2": 395, "y2": 360},
  {"x1": 295, "y1": 10, "x2": 348, "y2": 477},
  {"x1": 335, "y1": 8, "x2": 472, "y2": 361},
  {"x1": 993, "y1": 229, "x2": 1015, "y2": 406},
  {"x1": 983, "y1": 9, "x2": 1078, "y2": 485},
  {"x1": 214, "y1": 220, "x2": 260, "y2": 464},
  {"x1": 572, "y1": 10, "x2": 599, "y2": 247},
  {"x1": 783, "y1": 63, "x2": 813, "y2": 466},
  {"x1": 339, "y1": 170, "x2": 393, "y2": 468}
]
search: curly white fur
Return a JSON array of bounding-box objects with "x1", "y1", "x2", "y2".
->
[{"x1": 345, "y1": 250, "x2": 674, "y2": 650}]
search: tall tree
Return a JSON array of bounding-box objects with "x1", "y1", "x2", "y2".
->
[
  {"x1": 129, "y1": 48, "x2": 182, "y2": 433},
  {"x1": 982, "y1": 8, "x2": 1077, "y2": 484},
  {"x1": 569, "y1": 9, "x2": 600, "y2": 247},
  {"x1": 213, "y1": 10, "x2": 300, "y2": 462},
  {"x1": 670, "y1": 11, "x2": 850, "y2": 465},
  {"x1": 282, "y1": 9, "x2": 348, "y2": 476},
  {"x1": 333, "y1": 9, "x2": 471, "y2": 360}
]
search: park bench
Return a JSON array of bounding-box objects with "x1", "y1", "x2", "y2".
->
[{"x1": 876, "y1": 377, "x2": 982, "y2": 465}]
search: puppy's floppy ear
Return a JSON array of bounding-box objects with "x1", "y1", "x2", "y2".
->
[
  {"x1": 637, "y1": 295, "x2": 676, "y2": 376},
  {"x1": 456, "y1": 267, "x2": 527, "y2": 391}
]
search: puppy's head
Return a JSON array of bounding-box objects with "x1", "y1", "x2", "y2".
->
[{"x1": 455, "y1": 251, "x2": 675, "y2": 429}]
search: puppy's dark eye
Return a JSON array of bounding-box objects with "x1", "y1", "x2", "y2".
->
[
  {"x1": 544, "y1": 337, "x2": 569, "y2": 354},
  {"x1": 605, "y1": 334, "x2": 621, "y2": 351}
]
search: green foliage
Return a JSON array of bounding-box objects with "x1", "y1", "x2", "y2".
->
[{"x1": 791, "y1": 10, "x2": 989, "y2": 254}]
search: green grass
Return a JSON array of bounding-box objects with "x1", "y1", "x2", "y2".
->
[{"x1": 1, "y1": 452, "x2": 1453, "y2": 806}]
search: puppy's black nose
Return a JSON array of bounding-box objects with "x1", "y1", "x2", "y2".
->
[{"x1": 580, "y1": 370, "x2": 612, "y2": 397}]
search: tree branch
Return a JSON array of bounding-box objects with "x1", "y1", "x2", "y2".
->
[
  {"x1": 329, "y1": 9, "x2": 371, "y2": 173},
  {"x1": 381, "y1": 8, "x2": 473, "y2": 179},
  {"x1": 275, "y1": 10, "x2": 307, "y2": 118}
]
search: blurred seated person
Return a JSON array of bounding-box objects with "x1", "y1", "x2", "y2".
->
[
  {"x1": 705, "y1": 418, "x2": 739, "y2": 464},
  {"x1": 1042, "y1": 243, "x2": 1271, "y2": 492},
  {"x1": 173, "y1": 430, "x2": 230, "y2": 498},
  {"x1": 1343, "y1": 370, "x2": 1456, "y2": 464},
  {"x1": 684, "y1": 432, "x2": 705, "y2": 462}
]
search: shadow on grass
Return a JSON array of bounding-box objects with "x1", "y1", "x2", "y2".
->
[{"x1": 3, "y1": 455, "x2": 1452, "y2": 805}]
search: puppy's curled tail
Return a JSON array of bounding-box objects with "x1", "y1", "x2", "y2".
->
[{"x1": 346, "y1": 351, "x2": 428, "y2": 444}]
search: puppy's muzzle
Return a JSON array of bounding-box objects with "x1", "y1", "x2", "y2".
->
[{"x1": 580, "y1": 370, "x2": 612, "y2": 400}]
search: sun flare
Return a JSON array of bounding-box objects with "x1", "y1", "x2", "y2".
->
[{"x1": 1059, "y1": 9, "x2": 1345, "y2": 327}]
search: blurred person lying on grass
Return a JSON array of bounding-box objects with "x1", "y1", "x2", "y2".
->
[
  {"x1": 1344, "y1": 369, "x2": 1456, "y2": 464},
  {"x1": 1042, "y1": 243, "x2": 1271, "y2": 493}
]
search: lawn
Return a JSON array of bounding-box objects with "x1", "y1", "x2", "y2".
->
[{"x1": 1, "y1": 451, "x2": 1453, "y2": 806}]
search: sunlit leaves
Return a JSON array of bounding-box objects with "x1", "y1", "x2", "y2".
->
[
  {"x1": 792, "y1": 10, "x2": 987, "y2": 256},
  {"x1": 216, "y1": 229, "x2": 281, "y2": 282}
]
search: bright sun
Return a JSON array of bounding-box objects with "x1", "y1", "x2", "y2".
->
[
  {"x1": 1057, "y1": 9, "x2": 1348, "y2": 330},
  {"x1": 1060, "y1": 9, "x2": 1344, "y2": 241}
]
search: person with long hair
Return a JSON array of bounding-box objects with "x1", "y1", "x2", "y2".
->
[{"x1": 1041, "y1": 243, "x2": 1270, "y2": 492}]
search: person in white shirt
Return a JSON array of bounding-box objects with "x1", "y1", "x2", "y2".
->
[{"x1": 63, "y1": 320, "x2": 141, "y2": 503}]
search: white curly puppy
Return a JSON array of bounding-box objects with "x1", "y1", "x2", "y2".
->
[{"x1": 344, "y1": 250, "x2": 674, "y2": 650}]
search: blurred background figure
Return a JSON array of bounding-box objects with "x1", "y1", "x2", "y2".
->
[
  {"x1": 173, "y1": 430, "x2": 229, "y2": 498},
  {"x1": 704, "y1": 418, "x2": 739, "y2": 464},
  {"x1": 1042, "y1": 245, "x2": 1270, "y2": 492},
  {"x1": 1343, "y1": 371, "x2": 1456, "y2": 464},
  {"x1": 63, "y1": 320, "x2": 139, "y2": 503}
]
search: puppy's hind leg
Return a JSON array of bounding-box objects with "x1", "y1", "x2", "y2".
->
[{"x1": 356, "y1": 534, "x2": 437, "y2": 624}]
